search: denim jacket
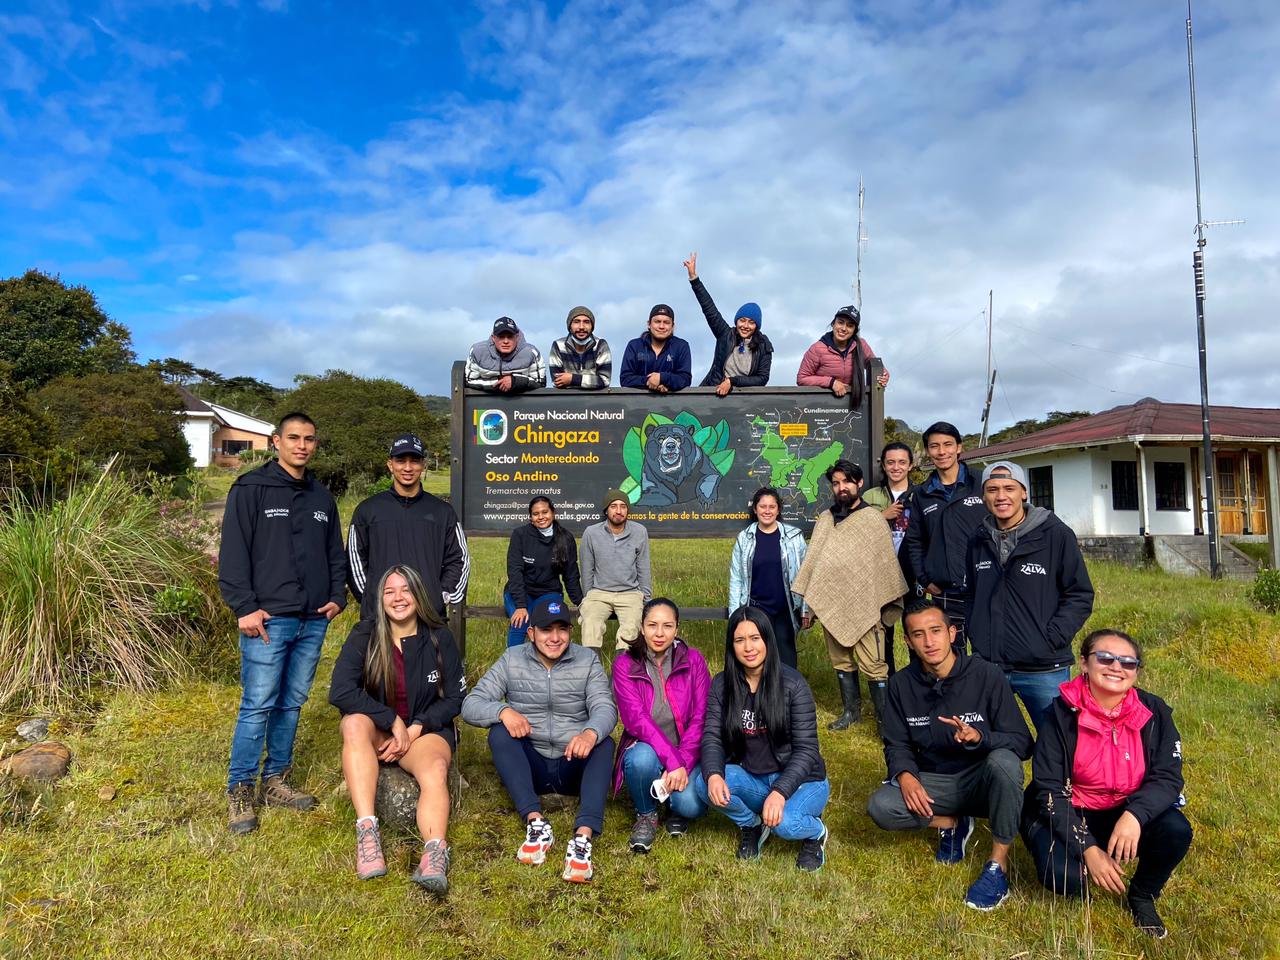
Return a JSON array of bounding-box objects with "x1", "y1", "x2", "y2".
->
[{"x1": 728, "y1": 522, "x2": 808, "y2": 628}]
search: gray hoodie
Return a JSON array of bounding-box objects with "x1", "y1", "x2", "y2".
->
[
  {"x1": 464, "y1": 332, "x2": 546, "y2": 392},
  {"x1": 580, "y1": 519, "x2": 652, "y2": 598},
  {"x1": 982, "y1": 503, "x2": 1052, "y2": 566}
]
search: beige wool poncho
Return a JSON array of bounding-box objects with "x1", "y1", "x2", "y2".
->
[{"x1": 792, "y1": 505, "x2": 908, "y2": 646}]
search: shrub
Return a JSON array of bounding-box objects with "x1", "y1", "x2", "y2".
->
[
  {"x1": 1250, "y1": 567, "x2": 1280, "y2": 614},
  {"x1": 0, "y1": 469, "x2": 226, "y2": 710}
]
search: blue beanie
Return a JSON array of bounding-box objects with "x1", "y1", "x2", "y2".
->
[{"x1": 735, "y1": 302, "x2": 762, "y2": 327}]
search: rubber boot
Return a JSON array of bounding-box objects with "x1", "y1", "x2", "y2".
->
[
  {"x1": 827, "y1": 670, "x2": 862, "y2": 730},
  {"x1": 868, "y1": 679, "x2": 889, "y2": 740}
]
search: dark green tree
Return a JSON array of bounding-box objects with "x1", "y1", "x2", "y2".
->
[
  {"x1": 277, "y1": 370, "x2": 447, "y2": 494},
  {"x1": 0, "y1": 270, "x2": 135, "y2": 390}
]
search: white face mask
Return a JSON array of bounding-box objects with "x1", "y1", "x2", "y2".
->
[{"x1": 538, "y1": 525, "x2": 555, "y2": 538}]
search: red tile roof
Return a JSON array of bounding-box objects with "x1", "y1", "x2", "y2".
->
[{"x1": 965, "y1": 398, "x2": 1280, "y2": 460}]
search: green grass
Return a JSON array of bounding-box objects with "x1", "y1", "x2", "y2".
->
[
  {"x1": 2, "y1": 550, "x2": 1279, "y2": 959},
  {"x1": 1231, "y1": 539, "x2": 1273, "y2": 568}
]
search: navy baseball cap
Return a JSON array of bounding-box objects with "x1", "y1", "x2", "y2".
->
[
  {"x1": 528, "y1": 595, "x2": 573, "y2": 629},
  {"x1": 492, "y1": 317, "x2": 519, "y2": 336},
  {"x1": 388, "y1": 433, "x2": 425, "y2": 458}
]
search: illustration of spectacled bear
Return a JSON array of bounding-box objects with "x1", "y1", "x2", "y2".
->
[{"x1": 636, "y1": 422, "x2": 722, "y2": 506}]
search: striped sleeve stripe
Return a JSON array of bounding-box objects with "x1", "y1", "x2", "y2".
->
[
  {"x1": 348, "y1": 529, "x2": 366, "y2": 593},
  {"x1": 443, "y1": 523, "x2": 470, "y2": 604}
]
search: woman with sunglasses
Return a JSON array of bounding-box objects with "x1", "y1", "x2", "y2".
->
[
  {"x1": 694, "y1": 606, "x2": 831, "y2": 870},
  {"x1": 1021, "y1": 629, "x2": 1192, "y2": 940},
  {"x1": 683, "y1": 252, "x2": 774, "y2": 395},
  {"x1": 612, "y1": 598, "x2": 711, "y2": 853},
  {"x1": 796, "y1": 305, "x2": 889, "y2": 404}
]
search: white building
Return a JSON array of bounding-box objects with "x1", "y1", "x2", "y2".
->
[{"x1": 177, "y1": 388, "x2": 274, "y2": 469}]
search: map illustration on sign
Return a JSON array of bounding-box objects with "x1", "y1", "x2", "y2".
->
[{"x1": 747, "y1": 408, "x2": 860, "y2": 506}]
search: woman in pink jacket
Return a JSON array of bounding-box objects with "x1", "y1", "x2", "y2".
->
[
  {"x1": 612, "y1": 597, "x2": 712, "y2": 854},
  {"x1": 796, "y1": 305, "x2": 890, "y2": 405}
]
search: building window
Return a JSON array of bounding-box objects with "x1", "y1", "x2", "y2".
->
[
  {"x1": 222, "y1": 439, "x2": 254, "y2": 455},
  {"x1": 1111, "y1": 461, "x2": 1139, "y2": 511},
  {"x1": 1028, "y1": 465, "x2": 1054, "y2": 512},
  {"x1": 1154, "y1": 461, "x2": 1187, "y2": 510}
]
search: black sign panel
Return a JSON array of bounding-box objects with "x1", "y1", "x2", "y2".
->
[{"x1": 450, "y1": 363, "x2": 883, "y2": 537}]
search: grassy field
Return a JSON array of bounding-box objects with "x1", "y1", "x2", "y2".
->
[{"x1": 2, "y1": 542, "x2": 1279, "y2": 960}]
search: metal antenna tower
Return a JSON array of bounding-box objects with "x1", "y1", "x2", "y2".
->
[
  {"x1": 979, "y1": 290, "x2": 997, "y2": 448},
  {"x1": 855, "y1": 177, "x2": 868, "y2": 312}
]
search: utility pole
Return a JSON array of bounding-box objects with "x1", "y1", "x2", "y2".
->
[
  {"x1": 854, "y1": 177, "x2": 868, "y2": 313},
  {"x1": 979, "y1": 290, "x2": 996, "y2": 448},
  {"x1": 1185, "y1": 1, "x2": 1244, "y2": 578}
]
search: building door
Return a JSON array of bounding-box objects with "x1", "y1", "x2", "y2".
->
[
  {"x1": 1216, "y1": 454, "x2": 1244, "y2": 535},
  {"x1": 1245, "y1": 452, "x2": 1269, "y2": 535}
]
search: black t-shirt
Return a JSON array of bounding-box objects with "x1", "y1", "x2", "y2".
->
[
  {"x1": 749, "y1": 527, "x2": 787, "y2": 616},
  {"x1": 741, "y1": 689, "x2": 780, "y2": 775}
]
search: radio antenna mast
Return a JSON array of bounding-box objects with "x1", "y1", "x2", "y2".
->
[
  {"x1": 855, "y1": 177, "x2": 868, "y2": 313},
  {"x1": 979, "y1": 290, "x2": 997, "y2": 447}
]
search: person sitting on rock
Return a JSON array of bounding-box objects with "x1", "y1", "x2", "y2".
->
[{"x1": 328, "y1": 565, "x2": 464, "y2": 895}]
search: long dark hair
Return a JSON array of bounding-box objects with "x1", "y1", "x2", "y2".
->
[
  {"x1": 626, "y1": 597, "x2": 681, "y2": 661},
  {"x1": 528, "y1": 496, "x2": 574, "y2": 572},
  {"x1": 364, "y1": 565, "x2": 447, "y2": 705},
  {"x1": 829, "y1": 310, "x2": 867, "y2": 408},
  {"x1": 720, "y1": 606, "x2": 789, "y2": 757}
]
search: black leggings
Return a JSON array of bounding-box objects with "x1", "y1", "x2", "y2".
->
[{"x1": 1022, "y1": 804, "x2": 1192, "y2": 900}]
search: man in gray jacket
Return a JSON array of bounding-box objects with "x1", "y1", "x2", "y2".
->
[
  {"x1": 464, "y1": 317, "x2": 546, "y2": 393},
  {"x1": 578, "y1": 488, "x2": 652, "y2": 653},
  {"x1": 462, "y1": 596, "x2": 617, "y2": 884}
]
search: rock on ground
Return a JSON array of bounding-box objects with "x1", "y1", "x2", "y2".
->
[
  {"x1": 16, "y1": 719, "x2": 49, "y2": 742},
  {"x1": 3, "y1": 742, "x2": 72, "y2": 783},
  {"x1": 373, "y1": 763, "x2": 468, "y2": 834}
]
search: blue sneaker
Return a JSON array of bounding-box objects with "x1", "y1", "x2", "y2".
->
[
  {"x1": 964, "y1": 860, "x2": 1010, "y2": 911},
  {"x1": 936, "y1": 815, "x2": 974, "y2": 864}
]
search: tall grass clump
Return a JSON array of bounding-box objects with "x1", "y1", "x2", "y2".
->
[{"x1": 0, "y1": 469, "x2": 226, "y2": 710}]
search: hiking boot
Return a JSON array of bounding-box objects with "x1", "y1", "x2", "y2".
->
[
  {"x1": 411, "y1": 838, "x2": 450, "y2": 895},
  {"x1": 227, "y1": 782, "x2": 258, "y2": 835},
  {"x1": 628, "y1": 811, "x2": 660, "y2": 853},
  {"x1": 1128, "y1": 894, "x2": 1169, "y2": 939},
  {"x1": 796, "y1": 825, "x2": 829, "y2": 871},
  {"x1": 827, "y1": 670, "x2": 862, "y2": 730},
  {"x1": 964, "y1": 860, "x2": 1010, "y2": 911},
  {"x1": 936, "y1": 815, "x2": 975, "y2": 864},
  {"x1": 562, "y1": 834, "x2": 594, "y2": 883},
  {"x1": 259, "y1": 769, "x2": 316, "y2": 811},
  {"x1": 665, "y1": 813, "x2": 690, "y2": 837},
  {"x1": 735, "y1": 821, "x2": 771, "y2": 860},
  {"x1": 517, "y1": 817, "x2": 554, "y2": 865},
  {"x1": 355, "y1": 818, "x2": 387, "y2": 880}
]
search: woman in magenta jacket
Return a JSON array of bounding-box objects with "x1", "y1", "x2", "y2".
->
[
  {"x1": 612, "y1": 597, "x2": 711, "y2": 853},
  {"x1": 796, "y1": 305, "x2": 889, "y2": 404}
]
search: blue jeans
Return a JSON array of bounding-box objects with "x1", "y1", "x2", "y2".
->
[
  {"x1": 621, "y1": 742, "x2": 707, "y2": 818},
  {"x1": 504, "y1": 590, "x2": 564, "y2": 647},
  {"x1": 1006, "y1": 667, "x2": 1071, "y2": 734},
  {"x1": 227, "y1": 615, "x2": 329, "y2": 789},
  {"x1": 693, "y1": 765, "x2": 830, "y2": 841}
]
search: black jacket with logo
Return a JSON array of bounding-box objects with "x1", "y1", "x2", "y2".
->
[
  {"x1": 328, "y1": 620, "x2": 465, "y2": 734},
  {"x1": 882, "y1": 652, "x2": 1032, "y2": 779},
  {"x1": 1022, "y1": 690, "x2": 1185, "y2": 851},
  {"x1": 346, "y1": 489, "x2": 470, "y2": 617},
  {"x1": 504, "y1": 523, "x2": 583, "y2": 607},
  {"x1": 902, "y1": 465, "x2": 986, "y2": 592},
  {"x1": 218, "y1": 460, "x2": 346, "y2": 618},
  {"x1": 964, "y1": 511, "x2": 1094, "y2": 671}
]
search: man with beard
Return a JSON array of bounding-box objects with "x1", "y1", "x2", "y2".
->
[
  {"x1": 465, "y1": 317, "x2": 546, "y2": 393},
  {"x1": 578, "y1": 488, "x2": 651, "y2": 653},
  {"x1": 792, "y1": 459, "x2": 907, "y2": 734},
  {"x1": 619, "y1": 304, "x2": 693, "y2": 393},
  {"x1": 549, "y1": 306, "x2": 612, "y2": 390}
]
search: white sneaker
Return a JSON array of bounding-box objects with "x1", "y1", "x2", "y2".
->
[
  {"x1": 517, "y1": 817, "x2": 554, "y2": 865},
  {"x1": 562, "y1": 834, "x2": 594, "y2": 883}
]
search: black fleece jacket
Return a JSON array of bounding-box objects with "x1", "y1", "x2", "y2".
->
[
  {"x1": 347, "y1": 488, "x2": 470, "y2": 617},
  {"x1": 504, "y1": 523, "x2": 583, "y2": 607},
  {"x1": 903, "y1": 464, "x2": 986, "y2": 592},
  {"x1": 1023, "y1": 690, "x2": 1185, "y2": 851},
  {"x1": 218, "y1": 460, "x2": 346, "y2": 618},
  {"x1": 965, "y1": 510, "x2": 1095, "y2": 671},
  {"x1": 328, "y1": 620, "x2": 465, "y2": 734},
  {"x1": 689, "y1": 277, "x2": 774, "y2": 387},
  {"x1": 882, "y1": 652, "x2": 1033, "y2": 779},
  {"x1": 701, "y1": 665, "x2": 827, "y2": 799}
]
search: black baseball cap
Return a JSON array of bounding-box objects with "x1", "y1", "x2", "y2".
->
[
  {"x1": 492, "y1": 317, "x2": 519, "y2": 336},
  {"x1": 388, "y1": 433, "x2": 425, "y2": 459},
  {"x1": 528, "y1": 595, "x2": 573, "y2": 629},
  {"x1": 649, "y1": 304, "x2": 674, "y2": 321}
]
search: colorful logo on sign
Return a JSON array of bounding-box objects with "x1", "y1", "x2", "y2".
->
[{"x1": 474, "y1": 409, "x2": 508, "y2": 445}]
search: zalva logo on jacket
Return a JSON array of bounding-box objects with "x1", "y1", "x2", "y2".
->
[{"x1": 902, "y1": 464, "x2": 987, "y2": 591}]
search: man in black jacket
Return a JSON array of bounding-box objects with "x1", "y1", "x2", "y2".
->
[
  {"x1": 347, "y1": 432, "x2": 470, "y2": 619},
  {"x1": 902, "y1": 421, "x2": 987, "y2": 645},
  {"x1": 965, "y1": 460, "x2": 1094, "y2": 732},
  {"x1": 867, "y1": 604, "x2": 1032, "y2": 911},
  {"x1": 218, "y1": 411, "x2": 347, "y2": 835}
]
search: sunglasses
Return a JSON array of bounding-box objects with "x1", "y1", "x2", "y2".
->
[{"x1": 1090, "y1": 651, "x2": 1142, "y2": 671}]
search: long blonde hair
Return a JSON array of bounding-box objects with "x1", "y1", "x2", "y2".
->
[{"x1": 364, "y1": 565, "x2": 447, "y2": 705}]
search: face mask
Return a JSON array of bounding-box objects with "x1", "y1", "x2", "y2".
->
[{"x1": 538, "y1": 524, "x2": 555, "y2": 537}]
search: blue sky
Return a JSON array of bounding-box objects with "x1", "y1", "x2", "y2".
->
[{"x1": 2, "y1": 0, "x2": 1276, "y2": 431}]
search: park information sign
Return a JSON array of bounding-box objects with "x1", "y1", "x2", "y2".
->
[{"x1": 450, "y1": 361, "x2": 885, "y2": 537}]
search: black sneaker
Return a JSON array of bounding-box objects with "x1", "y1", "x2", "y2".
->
[
  {"x1": 665, "y1": 813, "x2": 690, "y2": 837},
  {"x1": 735, "y1": 822, "x2": 771, "y2": 860},
  {"x1": 628, "y1": 811, "x2": 659, "y2": 853},
  {"x1": 796, "y1": 825, "x2": 828, "y2": 871},
  {"x1": 1128, "y1": 895, "x2": 1168, "y2": 939}
]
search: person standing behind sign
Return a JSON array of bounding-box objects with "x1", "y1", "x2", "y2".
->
[
  {"x1": 682, "y1": 252, "x2": 773, "y2": 395},
  {"x1": 796, "y1": 306, "x2": 890, "y2": 402},
  {"x1": 504, "y1": 496, "x2": 584, "y2": 647},
  {"x1": 728, "y1": 487, "x2": 808, "y2": 669},
  {"x1": 465, "y1": 317, "x2": 546, "y2": 393},
  {"x1": 579, "y1": 489, "x2": 651, "y2": 653},
  {"x1": 618, "y1": 305, "x2": 693, "y2": 393},
  {"x1": 549, "y1": 306, "x2": 612, "y2": 390}
]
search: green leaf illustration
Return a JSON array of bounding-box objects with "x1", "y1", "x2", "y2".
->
[
  {"x1": 623, "y1": 427, "x2": 644, "y2": 479},
  {"x1": 674, "y1": 411, "x2": 701, "y2": 432},
  {"x1": 710, "y1": 449, "x2": 736, "y2": 475}
]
